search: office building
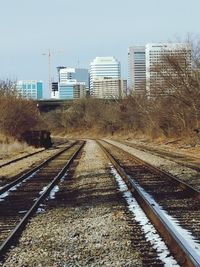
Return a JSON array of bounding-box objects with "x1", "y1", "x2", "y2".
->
[
  {"x1": 146, "y1": 43, "x2": 192, "y2": 94},
  {"x1": 51, "y1": 66, "x2": 88, "y2": 99},
  {"x1": 128, "y1": 46, "x2": 146, "y2": 93},
  {"x1": 93, "y1": 77, "x2": 127, "y2": 99},
  {"x1": 59, "y1": 80, "x2": 86, "y2": 100},
  {"x1": 57, "y1": 67, "x2": 89, "y2": 88},
  {"x1": 90, "y1": 57, "x2": 120, "y2": 94},
  {"x1": 16, "y1": 80, "x2": 43, "y2": 100},
  {"x1": 128, "y1": 43, "x2": 192, "y2": 95}
]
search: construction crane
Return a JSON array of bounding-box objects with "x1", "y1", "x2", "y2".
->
[{"x1": 42, "y1": 49, "x2": 52, "y2": 98}]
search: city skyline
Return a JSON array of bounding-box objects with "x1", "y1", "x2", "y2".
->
[{"x1": 0, "y1": 0, "x2": 199, "y2": 98}]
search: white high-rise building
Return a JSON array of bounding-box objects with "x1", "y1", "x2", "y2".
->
[
  {"x1": 90, "y1": 56, "x2": 120, "y2": 96},
  {"x1": 128, "y1": 43, "x2": 192, "y2": 95},
  {"x1": 128, "y1": 46, "x2": 146, "y2": 93},
  {"x1": 146, "y1": 43, "x2": 192, "y2": 94}
]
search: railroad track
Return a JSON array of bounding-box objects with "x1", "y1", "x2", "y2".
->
[
  {"x1": 98, "y1": 140, "x2": 200, "y2": 267},
  {"x1": 0, "y1": 140, "x2": 84, "y2": 261},
  {"x1": 0, "y1": 148, "x2": 45, "y2": 169},
  {"x1": 0, "y1": 138, "x2": 69, "y2": 169},
  {"x1": 116, "y1": 139, "x2": 200, "y2": 172}
]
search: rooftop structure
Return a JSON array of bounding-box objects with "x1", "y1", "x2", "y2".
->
[{"x1": 57, "y1": 67, "x2": 89, "y2": 88}]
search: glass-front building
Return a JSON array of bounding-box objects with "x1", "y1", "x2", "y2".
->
[
  {"x1": 128, "y1": 46, "x2": 146, "y2": 93},
  {"x1": 54, "y1": 67, "x2": 89, "y2": 99},
  {"x1": 59, "y1": 85, "x2": 74, "y2": 99},
  {"x1": 16, "y1": 80, "x2": 43, "y2": 100},
  {"x1": 59, "y1": 80, "x2": 86, "y2": 100}
]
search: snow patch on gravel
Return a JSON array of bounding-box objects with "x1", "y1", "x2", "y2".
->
[
  {"x1": 0, "y1": 169, "x2": 40, "y2": 202},
  {"x1": 47, "y1": 172, "x2": 69, "y2": 200},
  {"x1": 49, "y1": 185, "x2": 59, "y2": 199},
  {"x1": 110, "y1": 165, "x2": 179, "y2": 267},
  {"x1": 0, "y1": 191, "x2": 9, "y2": 201}
]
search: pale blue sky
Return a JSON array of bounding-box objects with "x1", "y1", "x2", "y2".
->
[{"x1": 0, "y1": 0, "x2": 199, "y2": 97}]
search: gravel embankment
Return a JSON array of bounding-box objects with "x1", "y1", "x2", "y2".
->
[
  {"x1": 2, "y1": 140, "x2": 142, "y2": 267},
  {"x1": 105, "y1": 139, "x2": 200, "y2": 190}
]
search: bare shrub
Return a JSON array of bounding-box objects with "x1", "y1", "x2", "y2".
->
[
  {"x1": 0, "y1": 132, "x2": 38, "y2": 159},
  {"x1": 0, "y1": 80, "x2": 44, "y2": 138},
  {"x1": 148, "y1": 42, "x2": 200, "y2": 136}
]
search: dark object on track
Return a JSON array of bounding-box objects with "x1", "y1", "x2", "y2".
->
[{"x1": 20, "y1": 130, "x2": 53, "y2": 148}]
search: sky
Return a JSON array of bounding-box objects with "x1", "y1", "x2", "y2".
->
[{"x1": 0, "y1": 0, "x2": 200, "y2": 98}]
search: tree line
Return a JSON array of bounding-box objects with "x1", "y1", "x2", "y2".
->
[
  {"x1": 1, "y1": 39, "x2": 200, "y2": 143},
  {"x1": 44, "y1": 41, "x2": 200, "y2": 141}
]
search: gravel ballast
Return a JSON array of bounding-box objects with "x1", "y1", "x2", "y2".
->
[{"x1": 2, "y1": 140, "x2": 142, "y2": 267}]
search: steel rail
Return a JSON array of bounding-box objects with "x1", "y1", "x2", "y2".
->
[
  {"x1": 97, "y1": 140, "x2": 200, "y2": 267},
  {"x1": 0, "y1": 141, "x2": 85, "y2": 261},
  {"x1": 0, "y1": 141, "x2": 78, "y2": 195}
]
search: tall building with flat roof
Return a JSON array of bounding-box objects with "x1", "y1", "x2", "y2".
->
[
  {"x1": 128, "y1": 43, "x2": 191, "y2": 95},
  {"x1": 128, "y1": 46, "x2": 146, "y2": 93},
  {"x1": 146, "y1": 43, "x2": 192, "y2": 94},
  {"x1": 90, "y1": 57, "x2": 120, "y2": 95},
  {"x1": 16, "y1": 80, "x2": 43, "y2": 100}
]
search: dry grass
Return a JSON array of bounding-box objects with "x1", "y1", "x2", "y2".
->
[{"x1": 0, "y1": 134, "x2": 35, "y2": 159}]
